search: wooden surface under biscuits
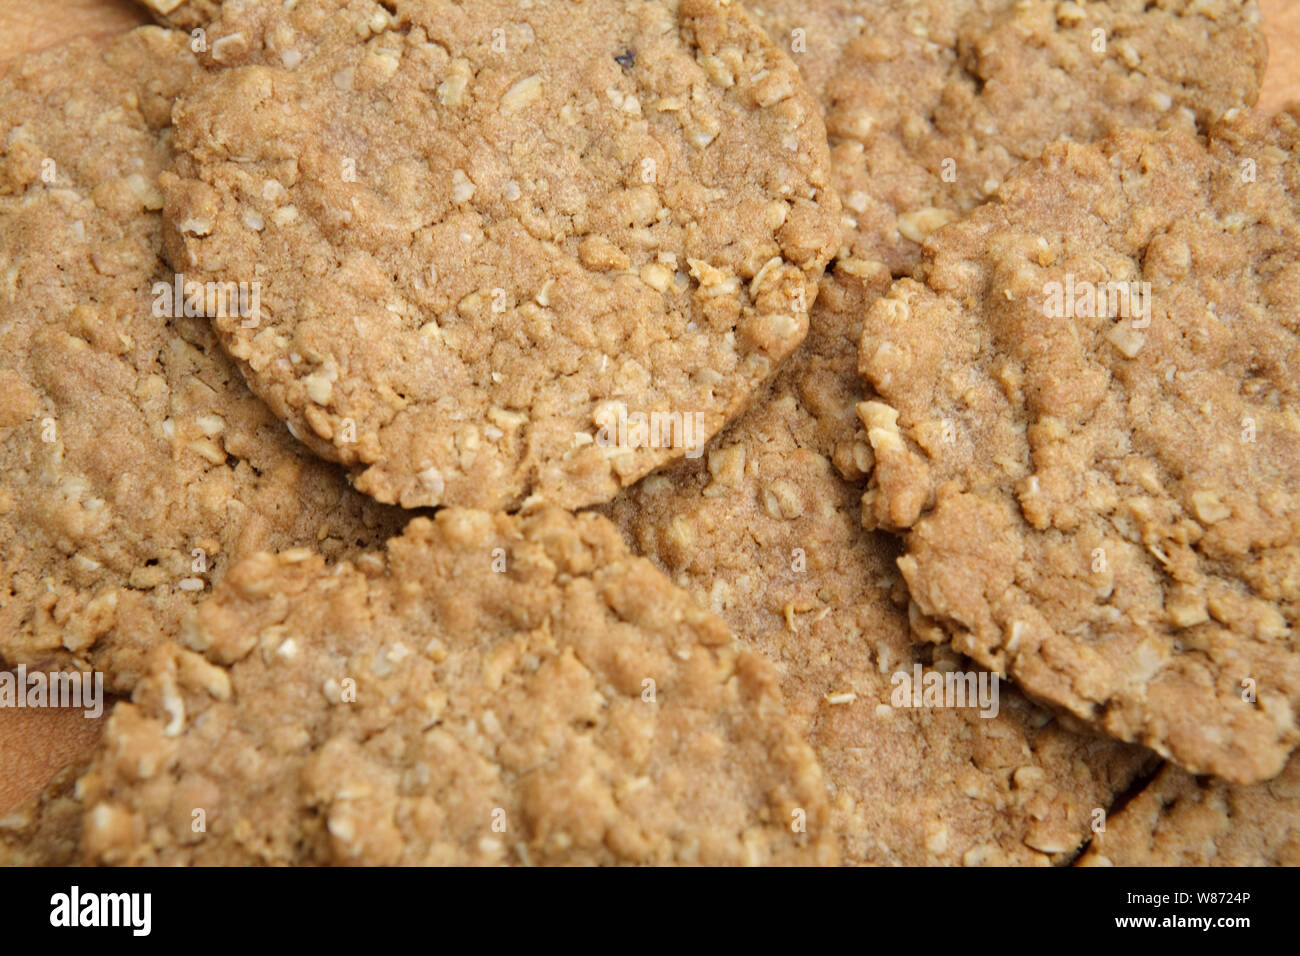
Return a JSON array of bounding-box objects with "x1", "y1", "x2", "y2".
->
[{"x1": 1, "y1": 0, "x2": 1299, "y2": 820}]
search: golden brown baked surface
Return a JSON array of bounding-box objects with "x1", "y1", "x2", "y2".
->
[
  {"x1": 859, "y1": 110, "x2": 1300, "y2": 784},
  {"x1": 0, "y1": 28, "x2": 407, "y2": 693},
  {"x1": 595, "y1": 0, "x2": 1271, "y2": 862},
  {"x1": 161, "y1": 0, "x2": 840, "y2": 511},
  {"x1": 602, "y1": 264, "x2": 1153, "y2": 866},
  {"x1": 0, "y1": 762, "x2": 89, "y2": 866},
  {"x1": 74, "y1": 509, "x2": 835, "y2": 865},
  {"x1": 4, "y1": 0, "x2": 1300, "y2": 866},
  {"x1": 750, "y1": 0, "x2": 1266, "y2": 274},
  {"x1": 134, "y1": 0, "x2": 223, "y2": 31}
]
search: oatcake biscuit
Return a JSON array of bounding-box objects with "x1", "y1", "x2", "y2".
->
[
  {"x1": 73, "y1": 508, "x2": 835, "y2": 865},
  {"x1": 750, "y1": 0, "x2": 1265, "y2": 273},
  {"x1": 1078, "y1": 754, "x2": 1300, "y2": 865},
  {"x1": 0, "y1": 29, "x2": 407, "y2": 693},
  {"x1": 858, "y1": 110, "x2": 1300, "y2": 783},
  {"x1": 161, "y1": 0, "x2": 840, "y2": 511},
  {"x1": 601, "y1": 268, "x2": 1154, "y2": 865}
]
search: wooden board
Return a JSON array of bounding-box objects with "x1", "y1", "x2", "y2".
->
[
  {"x1": 0, "y1": 708, "x2": 103, "y2": 817},
  {"x1": 2, "y1": 0, "x2": 1299, "y2": 820},
  {"x1": 1260, "y1": 0, "x2": 1300, "y2": 112},
  {"x1": 0, "y1": 0, "x2": 146, "y2": 72}
]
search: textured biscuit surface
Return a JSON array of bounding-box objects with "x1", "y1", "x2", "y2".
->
[
  {"x1": 0, "y1": 763, "x2": 88, "y2": 866},
  {"x1": 859, "y1": 111, "x2": 1300, "y2": 783},
  {"x1": 135, "y1": 0, "x2": 224, "y2": 31},
  {"x1": 75, "y1": 509, "x2": 835, "y2": 865},
  {"x1": 749, "y1": 0, "x2": 1266, "y2": 273},
  {"x1": 1079, "y1": 754, "x2": 1300, "y2": 865},
  {"x1": 0, "y1": 29, "x2": 406, "y2": 692},
  {"x1": 602, "y1": 268, "x2": 1153, "y2": 865},
  {"x1": 163, "y1": 0, "x2": 840, "y2": 511}
]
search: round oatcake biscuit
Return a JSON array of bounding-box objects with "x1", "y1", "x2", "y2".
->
[
  {"x1": 748, "y1": 0, "x2": 1266, "y2": 274},
  {"x1": 161, "y1": 0, "x2": 841, "y2": 511},
  {"x1": 0, "y1": 29, "x2": 408, "y2": 693},
  {"x1": 858, "y1": 110, "x2": 1300, "y2": 784},
  {"x1": 73, "y1": 508, "x2": 835, "y2": 865},
  {"x1": 601, "y1": 268, "x2": 1154, "y2": 865},
  {"x1": 1078, "y1": 753, "x2": 1300, "y2": 866}
]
